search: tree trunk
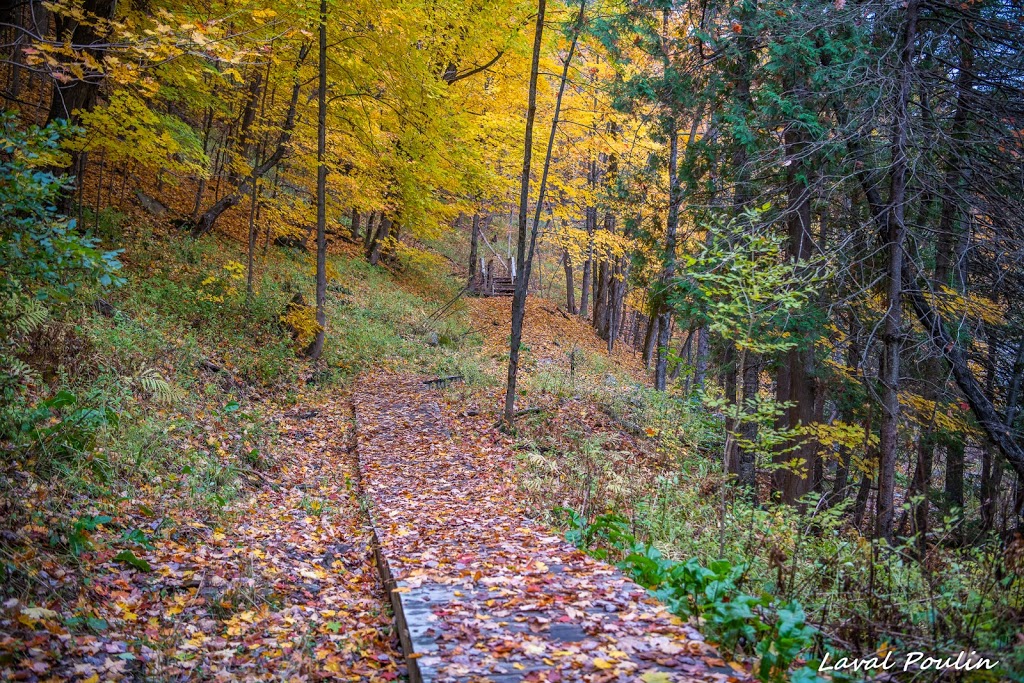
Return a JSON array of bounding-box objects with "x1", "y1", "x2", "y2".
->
[
  {"x1": 773, "y1": 123, "x2": 818, "y2": 504},
  {"x1": 468, "y1": 213, "x2": 481, "y2": 284},
  {"x1": 876, "y1": 0, "x2": 920, "y2": 541},
  {"x1": 737, "y1": 354, "x2": 760, "y2": 498},
  {"x1": 580, "y1": 208, "x2": 594, "y2": 318},
  {"x1": 502, "y1": 0, "x2": 548, "y2": 425},
  {"x1": 829, "y1": 315, "x2": 862, "y2": 507},
  {"x1": 670, "y1": 331, "x2": 692, "y2": 381},
  {"x1": 306, "y1": 0, "x2": 329, "y2": 362},
  {"x1": 594, "y1": 212, "x2": 616, "y2": 340},
  {"x1": 594, "y1": 256, "x2": 609, "y2": 336},
  {"x1": 853, "y1": 406, "x2": 875, "y2": 531},
  {"x1": 562, "y1": 250, "x2": 577, "y2": 314},
  {"x1": 246, "y1": 178, "x2": 258, "y2": 300},
  {"x1": 944, "y1": 440, "x2": 965, "y2": 519},
  {"x1": 504, "y1": 0, "x2": 583, "y2": 425},
  {"x1": 350, "y1": 207, "x2": 361, "y2": 240},
  {"x1": 980, "y1": 445, "x2": 1002, "y2": 533},
  {"x1": 46, "y1": 0, "x2": 116, "y2": 125},
  {"x1": 367, "y1": 216, "x2": 393, "y2": 265},
  {"x1": 643, "y1": 315, "x2": 659, "y2": 368},
  {"x1": 694, "y1": 327, "x2": 709, "y2": 392},
  {"x1": 364, "y1": 211, "x2": 378, "y2": 252},
  {"x1": 654, "y1": 126, "x2": 681, "y2": 391},
  {"x1": 191, "y1": 107, "x2": 216, "y2": 219},
  {"x1": 609, "y1": 254, "x2": 627, "y2": 353}
]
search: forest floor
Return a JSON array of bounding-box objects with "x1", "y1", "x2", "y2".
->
[
  {"x1": 1, "y1": 370, "x2": 731, "y2": 683},
  {"x1": 1, "y1": 398, "x2": 404, "y2": 681},
  {"x1": 0, "y1": 165, "x2": 742, "y2": 681}
]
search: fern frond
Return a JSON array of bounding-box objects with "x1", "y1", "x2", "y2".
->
[
  {"x1": 0, "y1": 354, "x2": 40, "y2": 391},
  {"x1": 1, "y1": 293, "x2": 49, "y2": 338},
  {"x1": 134, "y1": 366, "x2": 178, "y2": 404}
]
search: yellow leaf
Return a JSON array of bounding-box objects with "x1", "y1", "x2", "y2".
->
[
  {"x1": 593, "y1": 658, "x2": 613, "y2": 670},
  {"x1": 641, "y1": 673, "x2": 672, "y2": 683},
  {"x1": 21, "y1": 607, "x2": 58, "y2": 622}
]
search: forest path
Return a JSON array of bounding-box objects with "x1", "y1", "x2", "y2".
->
[{"x1": 353, "y1": 371, "x2": 729, "y2": 683}]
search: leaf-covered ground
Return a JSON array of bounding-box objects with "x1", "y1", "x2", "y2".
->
[
  {"x1": 353, "y1": 371, "x2": 734, "y2": 682},
  {"x1": 1, "y1": 401, "x2": 402, "y2": 681},
  {"x1": 465, "y1": 297, "x2": 646, "y2": 381}
]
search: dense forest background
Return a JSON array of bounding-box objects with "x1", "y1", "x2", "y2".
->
[{"x1": 2, "y1": 0, "x2": 1023, "y2": 679}]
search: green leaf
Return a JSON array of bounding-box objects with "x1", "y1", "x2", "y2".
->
[
  {"x1": 114, "y1": 549, "x2": 152, "y2": 572},
  {"x1": 43, "y1": 390, "x2": 77, "y2": 410},
  {"x1": 86, "y1": 617, "x2": 108, "y2": 632}
]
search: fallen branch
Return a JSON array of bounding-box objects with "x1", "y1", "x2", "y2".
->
[
  {"x1": 542, "y1": 305, "x2": 571, "y2": 320},
  {"x1": 424, "y1": 375, "x2": 464, "y2": 388},
  {"x1": 493, "y1": 406, "x2": 543, "y2": 428}
]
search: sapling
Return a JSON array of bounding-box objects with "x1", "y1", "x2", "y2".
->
[{"x1": 672, "y1": 207, "x2": 828, "y2": 556}]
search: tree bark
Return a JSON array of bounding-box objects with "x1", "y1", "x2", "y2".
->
[
  {"x1": 579, "y1": 204, "x2": 594, "y2": 318},
  {"x1": 246, "y1": 178, "x2": 258, "y2": 300},
  {"x1": 306, "y1": 0, "x2": 329, "y2": 362},
  {"x1": 694, "y1": 327, "x2": 709, "y2": 392},
  {"x1": 364, "y1": 211, "x2": 378, "y2": 252},
  {"x1": 46, "y1": 0, "x2": 116, "y2": 125},
  {"x1": 502, "y1": 0, "x2": 547, "y2": 425},
  {"x1": 737, "y1": 353, "x2": 760, "y2": 498},
  {"x1": 504, "y1": 0, "x2": 583, "y2": 425},
  {"x1": 468, "y1": 213, "x2": 481, "y2": 283},
  {"x1": 876, "y1": 0, "x2": 920, "y2": 541},
  {"x1": 773, "y1": 123, "x2": 818, "y2": 504},
  {"x1": 367, "y1": 215, "x2": 393, "y2": 265},
  {"x1": 562, "y1": 250, "x2": 577, "y2": 314},
  {"x1": 643, "y1": 315, "x2": 659, "y2": 368},
  {"x1": 350, "y1": 207, "x2": 361, "y2": 240},
  {"x1": 654, "y1": 125, "x2": 680, "y2": 390}
]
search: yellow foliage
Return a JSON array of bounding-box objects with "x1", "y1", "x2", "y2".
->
[
  {"x1": 197, "y1": 263, "x2": 243, "y2": 302},
  {"x1": 901, "y1": 391, "x2": 979, "y2": 437},
  {"x1": 224, "y1": 261, "x2": 245, "y2": 281},
  {"x1": 545, "y1": 222, "x2": 633, "y2": 270},
  {"x1": 70, "y1": 91, "x2": 209, "y2": 177},
  {"x1": 307, "y1": 257, "x2": 340, "y2": 284},
  {"x1": 281, "y1": 303, "x2": 322, "y2": 349},
  {"x1": 799, "y1": 421, "x2": 878, "y2": 474},
  {"x1": 935, "y1": 286, "x2": 1004, "y2": 326},
  {"x1": 394, "y1": 241, "x2": 445, "y2": 272}
]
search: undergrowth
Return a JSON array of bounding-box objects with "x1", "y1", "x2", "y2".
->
[{"x1": 513, "y1": 364, "x2": 1023, "y2": 682}]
